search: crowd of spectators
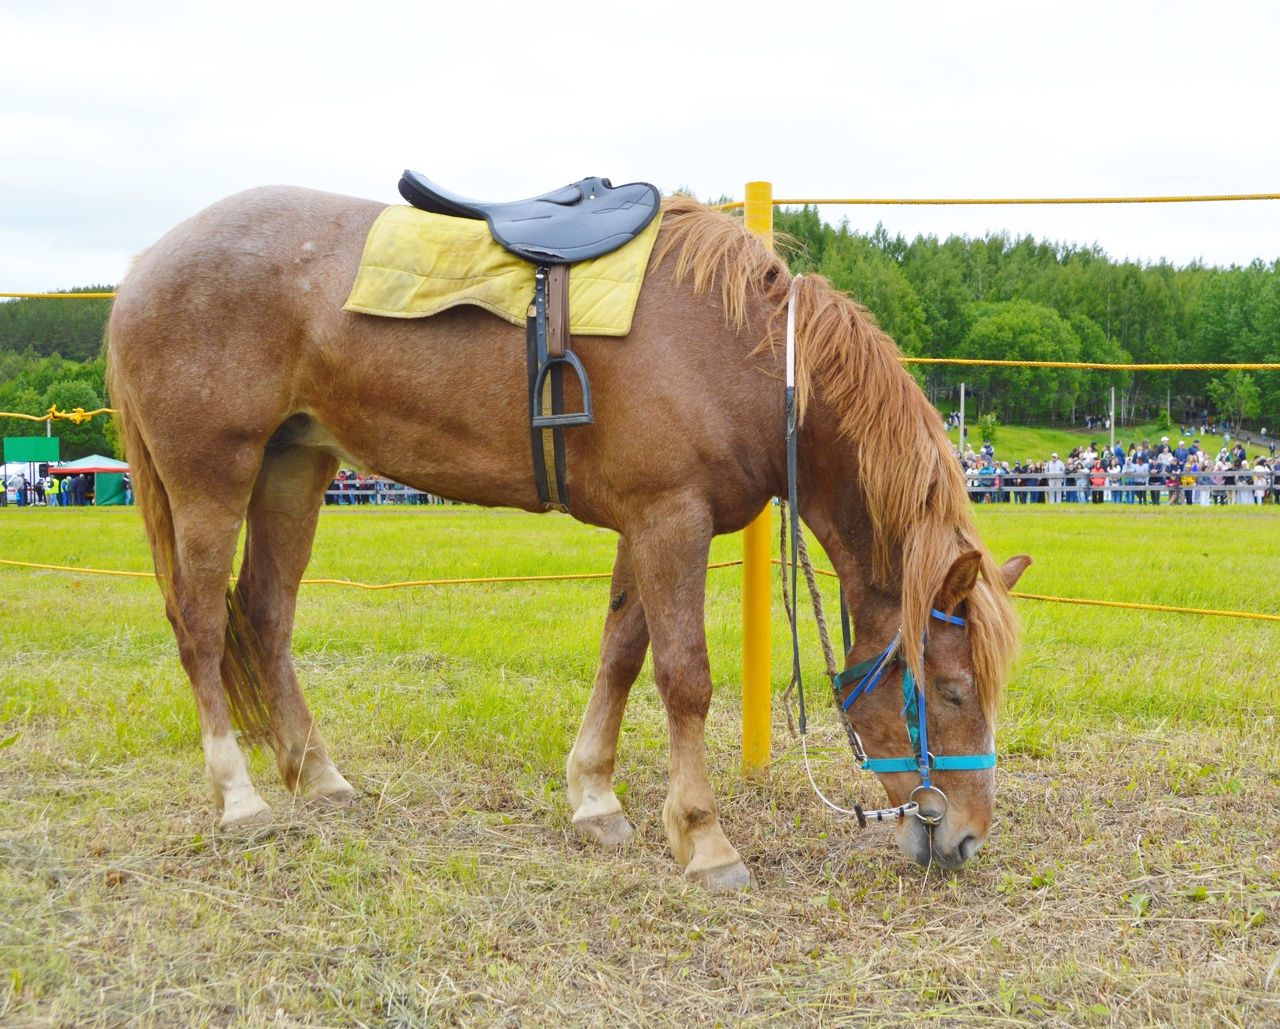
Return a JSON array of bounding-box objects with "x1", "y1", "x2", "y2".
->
[
  {"x1": 2, "y1": 470, "x2": 116, "y2": 507},
  {"x1": 324, "y1": 470, "x2": 447, "y2": 505},
  {"x1": 958, "y1": 435, "x2": 1279, "y2": 505}
]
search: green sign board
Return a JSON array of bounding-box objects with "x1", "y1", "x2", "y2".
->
[{"x1": 3, "y1": 436, "x2": 60, "y2": 463}]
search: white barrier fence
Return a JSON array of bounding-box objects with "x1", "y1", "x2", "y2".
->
[
  {"x1": 7, "y1": 475, "x2": 1276, "y2": 508},
  {"x1": 965, "y1": 469, "x2": 1277, "y2": 505}
]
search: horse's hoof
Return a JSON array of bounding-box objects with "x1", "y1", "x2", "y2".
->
[
  {"x1": 301, "y1": 767, "x2": 357, "y2": 808},
  {"x1": 308, "y1": 787, "x2": 357, "y2": 809},
  {"x1": 573, "y1": 812, "x2": 634, "y2": 847},
  {"x1": 219, "y1": 795, "x2": 271, "y2": 830},
  {"x1": 687, "y1": 860, "x2": 753, "y2": 892}
]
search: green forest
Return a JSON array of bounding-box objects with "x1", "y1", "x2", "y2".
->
[
  {"x1": 0, "y1": 288, "x2": 116, "y2": 460},
  {"x1": 775, "y1": 208, "x2": 1279, "y2": 429},
  {"x1": 2, "y1": 212, "x2": 1278, "y2": 461}
]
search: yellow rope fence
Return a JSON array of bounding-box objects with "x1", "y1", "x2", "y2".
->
[
  {"x1": 716, "y1": 192, "x2": 1280, "y2": 211},
  {"x1": 4, "y1": 192, "x2": 1275, "y2": 623},
  {"x1": 802, "y1": 565, "x2": 1280, "y2": 624},
  {"x1": 0, "y1": 292, "x2": 116, "y2": 300},
  {"x1": 2, "y1": 556, "x2": 1276, "y2": 624},
  {"x1": 0, "y1": 404, "x2": 117, "y2": 423},
  {"x1": 5, "y1": 354, "x2": 1280, "y2": 432}
]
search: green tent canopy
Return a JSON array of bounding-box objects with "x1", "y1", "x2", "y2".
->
[{"x1": 48, "y1": 454, "x2": 129, "y2": 506}]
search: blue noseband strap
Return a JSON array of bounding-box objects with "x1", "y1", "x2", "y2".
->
[
  {"x1": 862, "y1": 754, "x2": 997, "y2": 773},
  {"x1": 832, "y1": 607, "x2": 996, "y2": 782}
]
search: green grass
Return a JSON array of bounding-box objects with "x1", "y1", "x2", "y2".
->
[{"x1": 2, "y1": 505, "x2": 1278, "y2": 1024}]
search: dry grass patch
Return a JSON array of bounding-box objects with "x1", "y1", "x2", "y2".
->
[
  {"x1": 3, "y1": 708, "x2": 1277, "y2": 1025},
  {"x1": 2, "y1": 506, "x2": 1279, "y2": 1024}
]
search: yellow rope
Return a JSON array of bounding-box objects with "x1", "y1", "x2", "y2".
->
[
  {"x1": 301, "y1": 560, "x2": 744, "y2": 590},
  {"x1": 2, "y1": 352, "x2": 1275, "y2": 436},
  {"x1": 0, "y1": 557, "x2": 744, "y2": 589},
  {"x1": 0, "y1": 558, "x2": 152, "y2": 580},
  {"x1": 717, "y1": 192, "x2": 1280, "y2": 211},
  {"x1": 0, "y1": 292, "x2": 116, "y2": 299},
  {"x1": 803, "y1": 563, "x2": 1278, "y2": 622},
  {"x1": 0, "y1": 405, "x2": 118, "y2": 424},
  {"x1": 3, "y1": 556, "x2": 1275, "y2": 623},
  {"x1": 1005, "y1": 591, "x2": 1280, "y2": 624},
  {"x1": 2, "y1": 278, "x2": 1276, "y2": 428}
]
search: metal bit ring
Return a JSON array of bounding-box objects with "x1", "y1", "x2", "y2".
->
[{"x1": 909, "y1": 784, "x2": 949, "y2": 826}]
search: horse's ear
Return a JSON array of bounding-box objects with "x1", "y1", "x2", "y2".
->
[
  {"x1": 999, "y1": 554, "x2": 1032, "y2": 590},
  {"x1": 936, "y1": 550, "x2": 982, "y2": 612}
]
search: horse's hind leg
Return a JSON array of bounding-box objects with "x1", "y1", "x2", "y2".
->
[
  {"x1": 627, "y1": 506, "x2": 750, "y2": 890},
  {"x1": 567, "y1": 539, "x2": 649, "y2": 846},
  {"x1": 236, "y1": 443, "x2": 354, "y2": 805},
  {"x1": 165, "y1": 482, "x2": 272, "y2": 827}
]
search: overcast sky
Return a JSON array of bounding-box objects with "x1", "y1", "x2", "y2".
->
[{"x1": 3, "y1": 0, "x2": 1279, "y2": 291}]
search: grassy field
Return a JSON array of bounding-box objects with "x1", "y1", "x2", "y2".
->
[{"x1": 2, "y1": 504, "x2": 1278, "y2": 1025}]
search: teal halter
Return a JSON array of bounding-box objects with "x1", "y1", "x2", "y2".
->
[
  {"x1": 833, "y1": 608, "x2": 996, "y2": 771},
  {"x1": 820, "y1": 605, "x2": 997, "y2": 826}
]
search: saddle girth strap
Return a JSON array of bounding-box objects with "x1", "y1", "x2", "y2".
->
[
  {"x1": 527, "y1": 267, "x2": 570, "y2": 512},
  {"x1": 547, "y1": 265, "x2": 569, "y2": 358}
]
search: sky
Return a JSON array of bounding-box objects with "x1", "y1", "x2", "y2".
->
[{"x1": 3, "y1": 0, "x2": 1280, "y2": 291}]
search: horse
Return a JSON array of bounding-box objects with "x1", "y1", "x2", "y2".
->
[{"x1": 105, "y1": 188, "x2": 1029, "y2": 889}]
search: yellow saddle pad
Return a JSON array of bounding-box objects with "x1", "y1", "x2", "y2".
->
[{"x1": 344, "y1": 204, "x2": 662, "y2": 337}]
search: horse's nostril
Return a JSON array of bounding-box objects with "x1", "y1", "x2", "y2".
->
[{"x1": 958, "y1": 834, "x2": 984, "y2": 861}]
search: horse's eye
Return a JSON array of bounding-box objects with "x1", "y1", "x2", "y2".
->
[{"x1": 939, "y1": 684, "x2": 966, "y2": 707}]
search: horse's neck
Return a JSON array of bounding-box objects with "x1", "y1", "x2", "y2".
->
[{"x1": 795, "y1": 402, "x2": 898, "y2": 621}]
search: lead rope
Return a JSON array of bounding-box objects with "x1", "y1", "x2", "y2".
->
[
  {"x1": 779, "y1": 276, "x2": 918, "y2": 826},
  {"x1": 779, "y1": 501, "x2": 921, "y2": 824}
]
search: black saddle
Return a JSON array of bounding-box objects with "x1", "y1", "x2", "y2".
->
[{"x1": 398, "y1": 170, "x2": 660, "y2": 264}]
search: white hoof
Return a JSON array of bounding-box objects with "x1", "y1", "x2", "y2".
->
[
  {"x1": 687, "y1": 860, "x2": 753, "y2": 892},
  {"x1": 573, "y1": 812, "x2": 635, "y2": 847},
  {"x1": 302, "y1": 765, "x2": 357, "y2": 807},
  {"x1": 219, "y1": 792, "x2": 271, "y2": 829}
]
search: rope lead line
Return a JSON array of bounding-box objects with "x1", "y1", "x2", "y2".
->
[{"x1": 779, "y1": 500, "x2": 925, "y2": 826}]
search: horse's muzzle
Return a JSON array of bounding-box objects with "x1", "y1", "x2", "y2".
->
[{"x1": 897, "y1": 817, "x2": 986, "y2": 869}]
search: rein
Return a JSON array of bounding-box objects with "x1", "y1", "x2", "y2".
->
[{"x1": 781, "y1": 277, "x2": 996, "y2": 828}]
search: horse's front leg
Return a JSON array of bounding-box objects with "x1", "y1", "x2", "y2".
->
[
  {"x1": 629, "y1": 507, "x2": 751, "y2": 890},
  {"x1": 567, "y1": 540, "x2": 649, "y2": 845}
]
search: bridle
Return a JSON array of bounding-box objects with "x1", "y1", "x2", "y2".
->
[{"x1": 782, "y1": 276, "x2": 997, "y2": 828}]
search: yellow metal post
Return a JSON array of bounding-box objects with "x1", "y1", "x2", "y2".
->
[{"x1": 741, "y1": 181, "x2": 773, "y2": 776}]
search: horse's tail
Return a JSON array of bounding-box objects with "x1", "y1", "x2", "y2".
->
[{"x1": 105, "y1": 328, "x2": 275, "y2": 742}]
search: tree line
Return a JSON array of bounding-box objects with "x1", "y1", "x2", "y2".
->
[{"x1": 774, "y1": 207, "x2": 1279, "y2": 428}]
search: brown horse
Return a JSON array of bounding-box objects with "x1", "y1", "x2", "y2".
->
[{"x1": 105, "y1": 189, "x2": 1028, "y2": 888}]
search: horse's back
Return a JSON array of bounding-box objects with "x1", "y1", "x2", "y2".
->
[
  {"x1": 113, "y1": 185, "x2": 380, "y2": 330},
  {"x1": 105, "y1": 184, "x2": 784, "y2": 528},
  {"x1": 108, "y1": 187, "x2": 383, "y2": 444}
]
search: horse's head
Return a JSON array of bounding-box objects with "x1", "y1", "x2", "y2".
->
[{"x1": 843, "y1": 550, "x2": 1031, "y2": 869}]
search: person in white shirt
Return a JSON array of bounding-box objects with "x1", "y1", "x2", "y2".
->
[
  {"x1": 1045, "y1": 453, "x2": 1066, "y2": 503},
  {"x1": 6, "y1": 470, "x2": 26, "y2": 507}
]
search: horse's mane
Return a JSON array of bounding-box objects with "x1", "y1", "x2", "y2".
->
[{"x1": 656, "y1": 195, "x2": 1019, "y2": 716}]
